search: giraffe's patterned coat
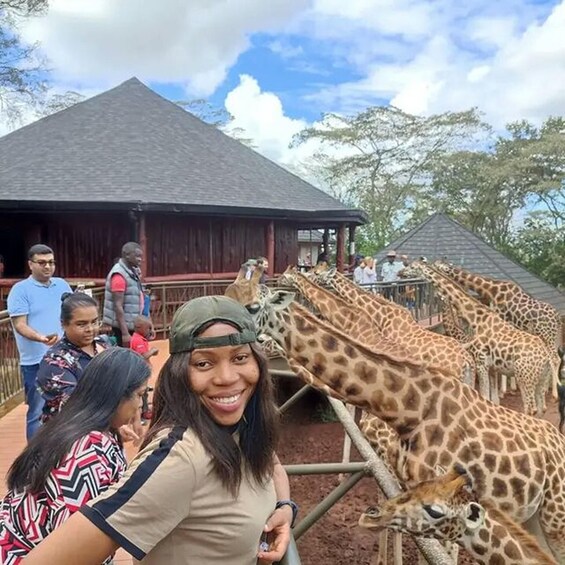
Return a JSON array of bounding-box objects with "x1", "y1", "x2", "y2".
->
[
  {"x1": 359, "y1": 465, "x2": 557, "y2": 565},
  {"x1": 252, "y1": 290, "x2": 565, "y2": 563}
]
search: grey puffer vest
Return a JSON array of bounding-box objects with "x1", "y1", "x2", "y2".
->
[{"x1": 102, "y1": 260, "x2": 142, "y2": 331}]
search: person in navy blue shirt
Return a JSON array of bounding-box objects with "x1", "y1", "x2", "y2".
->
[
  {"x1": 7, "y1": 244, "x2": 72, "y2": 440},
  {"x1": 37, "y1": 292, "x2": 108, "y2": 424}
]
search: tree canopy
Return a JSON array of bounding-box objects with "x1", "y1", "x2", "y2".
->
[{"x1": 294, "y1": 108, "x2": 565, "y2": 289}]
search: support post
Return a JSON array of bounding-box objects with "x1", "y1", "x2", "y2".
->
[
  {"x1": 336, "y1": 224, "x2": 345, "y2": 272},
  {"x1": 266, "y1": 220, "x2": 275, "y2": 276},
  {"x1": 322, "y1": 229, "x2": 329, "y2": 258},
  {"x1": 138, "y1": 211, "x2": 148, "y2": 279},
  {"x1": 348, "y1": 224, "x2": 356, "y2": 269}
]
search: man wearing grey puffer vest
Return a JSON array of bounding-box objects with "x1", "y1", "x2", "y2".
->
[{"x1": 103, "y1": 242, "x2": 144, "y2": 347}]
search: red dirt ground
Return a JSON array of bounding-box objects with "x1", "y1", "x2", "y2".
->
[{"x1": 276, "y1": 378, "x2": 561, "y2": 565}]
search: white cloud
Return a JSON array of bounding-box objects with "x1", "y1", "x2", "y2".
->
[
  {"x1": 20, "y1": 0, "x2": 310, "y2": 96},
  {"x1": 224, "y1": 74, "x2": 309, "y2": 165},
  {"x1": 301, "y1": 0, "x2": 565, "y2": 126}
]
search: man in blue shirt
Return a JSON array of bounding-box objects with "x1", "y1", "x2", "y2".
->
[{"x1": 7, "y1": 244, "x2": 72, "y2": 440}]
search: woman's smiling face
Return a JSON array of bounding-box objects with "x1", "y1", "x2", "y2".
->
[{"x1": 188, "y1": 322, "x2": 260, "y2": 426}]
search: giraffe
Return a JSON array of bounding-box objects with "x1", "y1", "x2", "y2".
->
[
  {"x1": 308, "y1": 267, "x2": 478, "y2": 393},
  {"x1": 358, "y1": 464, "x2": 558, "y2": 565},
  {"x1": 409, "y1": 261, "x2": 558, "y2": 414},
  {"x1": 224, "y1": 266, "x2": 265, "y2": 313},
  {"x1": 277, "y1": 268, "x2": 415, "y2": 562},
  {"x1": 434, "y1": 261, "x2": 562, "y2": 352},
  {"x1": 252, "y1": 289, "x2": 565, "y2": 561},
  {"x1": 278, "y1": 266, "x2": 448, "y2": 371}
]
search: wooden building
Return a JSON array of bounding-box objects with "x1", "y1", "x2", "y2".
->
[{"x1": 0, "y1": 78, "x2": 366, "y2": 285}]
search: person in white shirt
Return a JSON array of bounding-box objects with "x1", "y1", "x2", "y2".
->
[
  {"x1": 381, "y1": 250, "x2": 403, "y2": 283},
  {"x1": 353, "y1": 257, "x2": 365, "y2": 284},
  {"x1": 362, "y1": 257, "x2": 377, "y2": 285}
]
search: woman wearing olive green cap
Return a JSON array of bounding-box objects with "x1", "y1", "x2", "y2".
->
[{"x1": 25, "y1": 296, "x2": 295, "y2": 565}]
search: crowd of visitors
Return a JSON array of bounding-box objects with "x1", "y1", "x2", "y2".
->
[{"x1": 1, "y1": 242, "x2": 295, "y2": 564}]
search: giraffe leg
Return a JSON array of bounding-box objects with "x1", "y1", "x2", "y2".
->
[
  {"x1": 489, "y1": 369, "x2": 500, "y2": 405},
  {"x1": 500, "y1": 373, "x2": 507, "y2": 397},
  {"x1": 374, "y1": 530, "x2": 388, "y2": 565},
  {"x1": 392, "y1": 532, "x2": 403, "y2": 565},
  {"x1": 476, "y1": 365, "x2": 490, "y2": 401}
]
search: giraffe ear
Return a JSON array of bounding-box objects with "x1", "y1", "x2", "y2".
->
[
  {"x1": 268, "y1": 290, "x2": 295, "y2": 310},
  {"x1": 463, "y1": 502, "x2": 485, "y2": 531}
]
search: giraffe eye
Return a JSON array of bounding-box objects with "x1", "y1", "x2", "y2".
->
[{"x1": 423, "y1": 505, "x2": 445, "y2": 519}]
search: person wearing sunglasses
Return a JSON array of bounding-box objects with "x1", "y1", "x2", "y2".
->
[{"x1": 7, "y1": 244, "x2": 72, "y2": 440}]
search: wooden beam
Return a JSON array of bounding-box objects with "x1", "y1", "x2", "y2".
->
[
  {"x1": 348, "y1": 224, "x2": 356, "y2": 268},
  {"x1": 138, "y1": 212, "x2": 148, "y2": 279},
  {"x1": 336, "y1": 224, "x2": 345, "y2": 272},
  {"x1": 322, "y1": 229, "x2": 329, "y2": 256},
  {"x1": 266, "y1": 220, "x2": 275, "y2": 276}
]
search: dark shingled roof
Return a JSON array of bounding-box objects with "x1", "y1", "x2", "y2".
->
[
  {"x1": 0, "y1": 77, "x2": 366, "y2": 223},
  {"x1": 375, "y1": 212, "x2": 565, "y2": 313},
  {"x1": 298, "y1": 229, "x2": 324, "y2": 243}
]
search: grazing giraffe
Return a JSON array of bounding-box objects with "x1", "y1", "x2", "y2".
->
[
  {"x1": 359, "y1": 464, "x2": 557, "y2": 565},
  {"x1": 434, "y1": 261, "x2": 562, "y2": 351},
  {"x1": 409, "y1": 261, "x2": 558, "y2": 414},
  {"x1": 310, "y1": 267, "x2": 477, "y2": 392},
  {"x1": 253, "y1": 289, "x2": 565, "y2": 562}
]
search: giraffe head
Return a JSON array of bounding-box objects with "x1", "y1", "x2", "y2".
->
[
  {"x1": 224, "y1": 266, "x2": 265, "y2": 314},
  {"x1": 309, "y1": 266, "x2": 337, "y2": 289},
  {"x1": 277, "y1": 265, "x2": 299, "y2": 287},
  {"x1": 249, "y1": 287, "x2": 296, "y2": 347},
  {"x1": 358, "y1": 464, "x2": 484, "y2": 541}
]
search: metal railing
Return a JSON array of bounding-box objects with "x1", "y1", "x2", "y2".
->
[
  {"x1": 358, "y1": 278, "x2": 441, "y2": 325},
  {"x1": 0, "y1": 277, "x2": 440, "y2": 412},
  {"x1": 0, "y1": 311, "x2": 22, "y2": 410}
]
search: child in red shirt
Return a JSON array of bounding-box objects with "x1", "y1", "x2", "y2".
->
[{"x1": 129, "y1": 316, "x2": 159, "y2": 423}]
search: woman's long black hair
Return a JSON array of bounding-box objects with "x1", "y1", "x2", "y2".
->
[
  {"x1": 7, "y1": 348, "x2": 150, "y2": 493},
  {"x1": 143, "y1": 338, "x2": 279, "y2": 496}
]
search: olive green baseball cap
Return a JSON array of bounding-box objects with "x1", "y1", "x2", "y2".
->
[{"x1": 169, "y1": 295, "x2": 258, "y2": 354}]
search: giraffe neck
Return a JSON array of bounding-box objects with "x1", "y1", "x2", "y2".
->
[
  {"x1": 420, "y1": 266, "x2": 490, "y2": 329},
  {"x1": 444, "y1": 266, "x2": 501, "y2": 302},
  {"x1": 274, "y1": 301, "x2": 450, "y2": 437},
  {"x1": 461, "y1": 500, "x2": 557, "y2": 564},
  {"x1": 328, "y1": 271, "x2": 397, "y2": 325},
  {"x1": 329, "y1": 271, "x2": 370, "y2": 305},
  {"x1": 292, "y1": 273, "x2": 359, "y2": 330}
]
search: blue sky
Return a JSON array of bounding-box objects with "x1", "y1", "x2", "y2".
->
[{"x1": 5, "y1": 0, "x2": 565, "y2": 167}]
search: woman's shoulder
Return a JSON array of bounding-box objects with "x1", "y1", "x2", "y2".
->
[
  {"x1": 40, "y1": 338, "x2": 78, "y2": 365},
  {"x1": 133, "y1": 427, "x2": 208, "y2": 469}
]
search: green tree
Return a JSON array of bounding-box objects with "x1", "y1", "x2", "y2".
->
[
  {"x1": 0, "y1": 0, "x2": 49, "y2": 123},
  {"x1": 506, "y1": 214, "x2": 565, "y2": 289},
  {"x1": 176, "y1": 99, "x2": 255, "y2": 147},
  {"x1": 293, "y1": 106, "x2": 488, "y2": 253}
]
